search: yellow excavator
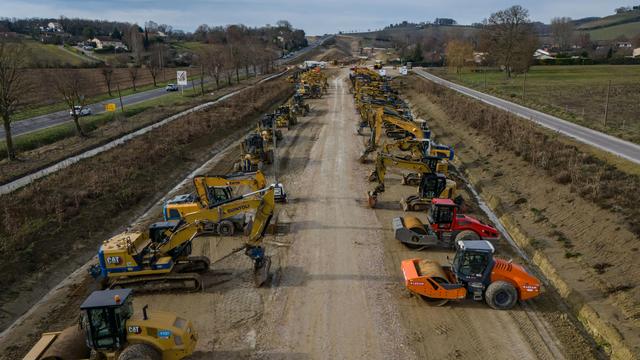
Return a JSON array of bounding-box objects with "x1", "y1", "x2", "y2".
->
[
  {"x1": 90, "y1": 187, "x2": 276, "y2": 290},
  {"x1": 163, "y1": 171, "x2": 267, "y2": 221},
  {"x1": 359, "y1": 107, "x2": 430, "y2": 161},
  {"x1": 24, "y1": 289, "x2": 197, "y2": 360},
  {"x1": 367, "y1": 153, "x2": 458, "y2": 211}
]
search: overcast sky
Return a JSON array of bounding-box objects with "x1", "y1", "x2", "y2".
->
[{"x1": 1, "y1": 0, "x2": 632, "y2": 34}]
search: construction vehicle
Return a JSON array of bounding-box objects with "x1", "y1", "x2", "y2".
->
[
  {"x1": 257, "y1": 114, "x2": 283, "y2": 143},
  {"x1": 382, "y1": 137, "x2": 454, "y2": 163},
  {"x1": 163, "y1": 171, "x2": 267, "y2": 221},
  {"x1": 367, "y1": 153, "x2": 457, "y2": 211},
  {"x1": 90, "y1": 187, "x2": 276, "y2": 290},
  {"x1": 274, "y1": 105, "x2": 298, "y2": 129},
  {"x1": 24, "y1": 289, "x2": 197, "y2": 360},
  {"x1": 401, "y1": 240, "x2": 541, "y2": 309},
  {"x1": 393, "y1": 198, "x2": 499, "y2": 248},
  {"x1": 373, "y1": 60, "x2": 383, "y2": 70},
  {"x1": 234, "y1": 133, "x2": 274, "y2": 173},
  {"x1": 289, "y1": 93, "x2": 310, "y2": 117}
]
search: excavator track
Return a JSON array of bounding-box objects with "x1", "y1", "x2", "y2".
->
[{"x1": 110, "y1": 272, "x2": 203, "y2": 293}]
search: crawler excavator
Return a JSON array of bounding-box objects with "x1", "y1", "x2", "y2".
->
[
  {"x1": 367, "y1": 153, "x2": 458, "y2": 211},
  {"x1": 90, "y1": 187, "x2": 276, "y2": 291},
  {"x1": 402, "y1": 240, "x2": 541, "y2": 309},
  {"x1": 24, "y1": 289, "x2": 197, "y2": 360},
  {"x1": 163, "y1": 171, "x2": 267, "y2": 221}
]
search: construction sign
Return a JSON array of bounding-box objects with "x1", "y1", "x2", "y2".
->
[
  {"x1": 105, "y1": 103, "x2": 117, "y2": 112},
  {"x1": 177, "y1": 70, "x2": 188, "y2": 86}
]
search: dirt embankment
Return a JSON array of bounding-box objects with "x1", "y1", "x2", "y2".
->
[
  {"x1": 0, "y1": 78, "x2": 294, "y2": 331},
  {"x1": 400, "y1": 75, "x2": 640, "y2": 358}
]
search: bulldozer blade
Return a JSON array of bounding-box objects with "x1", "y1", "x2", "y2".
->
[{"x1": 254, "y1": 256, "x2": 271, "y2": 287}]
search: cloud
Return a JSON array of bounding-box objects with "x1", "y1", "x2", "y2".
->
[{"x1": 1, "y1": 0, "x2": 634, "y2": 34}]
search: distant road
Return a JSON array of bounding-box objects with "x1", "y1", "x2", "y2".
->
[
  {"x1": 1, "y1": 35, "x2": 332, "y2": 139},
  {"x1": 413, "y1": 68, "x2": 640, "y2": 165}
]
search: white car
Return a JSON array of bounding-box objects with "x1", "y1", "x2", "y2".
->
[{"x1": 70, "y1": 106, "x2": 92, "y2": 117}]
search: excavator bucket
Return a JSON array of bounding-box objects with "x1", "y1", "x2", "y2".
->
[{"x1": 254, "y1": 256, "x2": 271, "y2": 287}]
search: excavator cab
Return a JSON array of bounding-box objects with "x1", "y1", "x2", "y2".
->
[
  {"x1": 80, "y1": 289, "x2": 134, "y2": 352},
  {"x1": 418, "y1": 173, "x2": 447, "y2": 199}
]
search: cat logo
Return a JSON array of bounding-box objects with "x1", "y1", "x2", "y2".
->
[
  {"x1": 128, "y1": 326, "x2": 141, "y2": 334},
  {"x1": 106, "y1": 256, "x2": 122, "y2": 265}
]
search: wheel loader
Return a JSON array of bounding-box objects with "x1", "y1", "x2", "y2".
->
[
  {"x1": 90, "y1": 187, "x2": 276, "y2": 291},
  {"x1": 401, "y1": 240, "x2": 541, "y2": 309},
  {"x1": 393, "y1": 198, "x2": 499, "y2": 248},
  {"x1": 23, "y1": 289, "x2": 197, "y2": 360},
  {"x1": 234, "y1": 133, "x2": 273, "y2": 173},
  {"x1": 163, "y1": 171, "x2": 267, "y2": 221}
]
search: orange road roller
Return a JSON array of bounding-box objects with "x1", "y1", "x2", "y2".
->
[{"x1": 401, "y1": 240, "x2": 541, "y2": 309}]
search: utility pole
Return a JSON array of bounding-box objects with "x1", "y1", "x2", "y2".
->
[
  {"x1": 116, "y1": 83, "x2": 124, "y2": 112},
  {"x1": 522, "y1": 71, "x2": 527, "y2": 102},
  {"x1": 603, "y1": 80, "x2": 611, "y2": 126}
]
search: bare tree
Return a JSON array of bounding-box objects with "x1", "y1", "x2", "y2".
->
[
  {"x1": 551, "y1": 17, "x2": 574, "y2": 50},
  {"x1": 146, "y1": 48, "x2": 161, "y2": 87},
  {"x1": 100, "y1": 64, "x2": 114, "y2": 96},
  {"x1": 484, "y1": 5, "x2": 535, "y2": 78},
  {"x1": 0, "y1": 41, "x2": 29, "y2": 160},
  {"x1": 128, "y1": 64, "x2": 140, "y2": 91},
  {"x1": 199, "y1": 44, "x2": 224, "y2": 88},
  {"x1": 51, "y1": 69, "x2": 89, "y2": 137},
  {"x1": 445, "y1": 40, "x2": 474, "y2": 76}
]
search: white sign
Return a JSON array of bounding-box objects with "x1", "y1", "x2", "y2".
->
[
  {"x1": 177, "y1": 71, "x2": 188, "y2": 86},
  {"x1": 399, "y1": 66, "x2": 408, "y2": 75},
  {"x1": 378, "y1": 69, "x2": 386, "y2": 76}
]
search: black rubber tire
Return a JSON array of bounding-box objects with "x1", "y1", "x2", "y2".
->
[
  {"x1": 118, "y1": 344, "x2": 161, "y2": 360},
  {"x1": 485, "y1": 281, "x2": 518, "y2": 310},
  {"x1": 218, "y1": 220, "x2": 235, "y2": 236},
  {"x1": 455, "y1": 230, "x2": 481, "y2": 241}
]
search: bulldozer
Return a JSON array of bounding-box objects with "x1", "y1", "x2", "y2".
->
[
  {"x1": 23, "y1": 289, "x2": 197, "y2": 360},
  {"x1": 367, "y1": 153, "x2": 458, "y2": 211},
  {"x1": 274, "y1": 105, "x2": 298, "y2": 129},
  {"x1": 234, "y1": 133, "x2": 274, "y2": 173},
  {"x1": 163, "y1": 171, "x2": 267, "y2": 221},
  {"x1": 90, "y1": 187, "x2": 276, "y2": 291},
  {"x1": 393, "y1": 198, "x2": 499, "y2": 248},
  {"x1": 401, "y1": 240, "x2": 541, "y2": 309}
]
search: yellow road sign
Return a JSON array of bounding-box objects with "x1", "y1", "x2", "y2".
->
[{"x1": 105, "y1": 103, "x2": 117, "y2": 112}]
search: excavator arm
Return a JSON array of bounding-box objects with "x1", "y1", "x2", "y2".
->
[{"x1": 192, "y1": 171, "x2": 267, "y2": 207}]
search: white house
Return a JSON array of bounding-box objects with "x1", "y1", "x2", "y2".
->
[
  {"x1": 633, "y1": 48, "x2": 640, "y2": 58},
  {"x1": 91, "y1": 37, "x2": 127, "y2": 50},
  {"x1": 47, "y1": 22, "x2": 63, "y2": 32},
  {"x1": 533, "y1": 49, "x2": 555, "y2": 60}
]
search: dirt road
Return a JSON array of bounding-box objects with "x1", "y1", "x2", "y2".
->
[{"x1": 5, "y1": 68, "x2": 599, "y2": 359}]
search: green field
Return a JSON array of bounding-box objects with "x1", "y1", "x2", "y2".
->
[
  {"x1": 586, "y1": 21, "x2": 640, "y2": 41},
  {"x1": 433, "y1": 65, "x2": 640, "y2": 143},
  {"x1": 20, "y1": 39, "x2": 90, "y2": 67},
  {"x1": 577, "y1": 11, "x2": 640, "y2": 30}
]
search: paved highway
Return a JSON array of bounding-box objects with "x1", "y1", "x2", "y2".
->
[
  {"x1": 1, "y1": 35, "x2": 332, "y2": 139},
  {"x1": 413, "y1": 68, "x2": 640, "y2": 165}
]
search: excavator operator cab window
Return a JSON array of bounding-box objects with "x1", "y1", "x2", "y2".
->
[
  {"x1": 419, "y1": 175, "x2": 445, "y2": 199},
  {"x1": 208, "y1": 186, "x2": 232, "y2": 204},
  {"x1": 453, "y1": 250, "x2": 490, "y2": 280}
]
